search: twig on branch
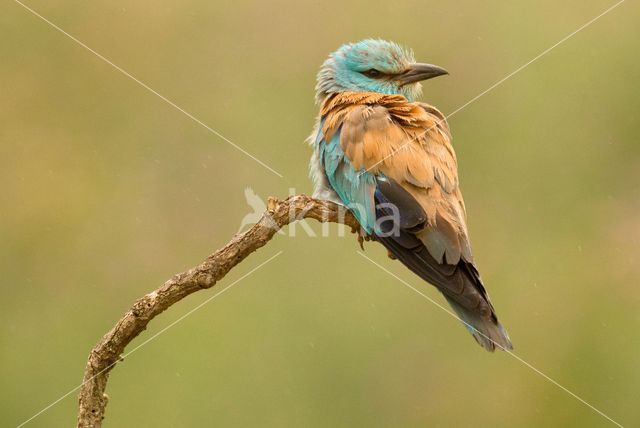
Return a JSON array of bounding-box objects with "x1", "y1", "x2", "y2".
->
[{"x1": 76, "y1": 195, "x2": 359, "y2": 428}]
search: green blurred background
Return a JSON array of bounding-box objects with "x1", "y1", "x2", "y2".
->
[{"x1": 1, "y1": 0, "x2": 639, "y2": 426}]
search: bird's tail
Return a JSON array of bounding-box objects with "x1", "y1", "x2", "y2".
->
[{"x1": 444, "y1": 296, "x2": 513, "y2": 352}]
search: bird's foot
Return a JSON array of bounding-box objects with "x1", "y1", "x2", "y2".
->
[{"x1": 351, "y1": 226, "x2": 372, "y2": 250}]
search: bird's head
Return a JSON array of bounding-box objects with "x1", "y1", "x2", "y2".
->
[{"x1": 315, "y1": 39, "x2": 448, "y2": 103}]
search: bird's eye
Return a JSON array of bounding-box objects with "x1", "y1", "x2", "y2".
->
[{"x1": 363, "y1": 69, "x2": 381, "y2": 78}]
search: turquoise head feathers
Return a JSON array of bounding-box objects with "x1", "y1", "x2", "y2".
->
[{"x1": 315, "y1": 39, "x2": 447, "y2": 103}]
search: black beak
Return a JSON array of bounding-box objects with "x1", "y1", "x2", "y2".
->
[{"x1": 396, "y1": 63, "x2": 448, "y2": 86}]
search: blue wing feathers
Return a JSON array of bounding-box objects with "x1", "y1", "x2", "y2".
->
[{"x1": 319, "y1": 128, "x2": 377, "y2": 233}]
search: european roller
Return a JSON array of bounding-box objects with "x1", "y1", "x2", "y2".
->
[{"x1": 308, "y1": 39, "x2": 512, "y2": 351}]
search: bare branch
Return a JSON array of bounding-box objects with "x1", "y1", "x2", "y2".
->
[{"x1": 76, "y1": 195, "x2": 358, "y2": 427}]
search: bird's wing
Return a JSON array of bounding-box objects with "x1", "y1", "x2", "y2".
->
[
  {"x1": 317, "y1": 101, "x2": 379, "y2": 233},
  {"x1": 319, "y1": 92, "x2": 511, "y2": 351}
]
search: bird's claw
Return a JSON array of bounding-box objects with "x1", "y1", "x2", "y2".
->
[{"x1": 351, "y1": 226, "x2": 371, "y2": 250}]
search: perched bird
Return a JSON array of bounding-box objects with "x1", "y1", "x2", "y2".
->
[{"x1": 308, "y1": 39, "x2": 512, "y2": 351}]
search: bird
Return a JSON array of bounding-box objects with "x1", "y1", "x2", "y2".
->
[{"x1": 307, "y1": 39, "x2": 512, "y2": 351}]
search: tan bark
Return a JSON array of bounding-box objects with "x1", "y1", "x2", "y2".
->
[{"x1": 77, "y1": 195, "x2": 358, "y2": 427}]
